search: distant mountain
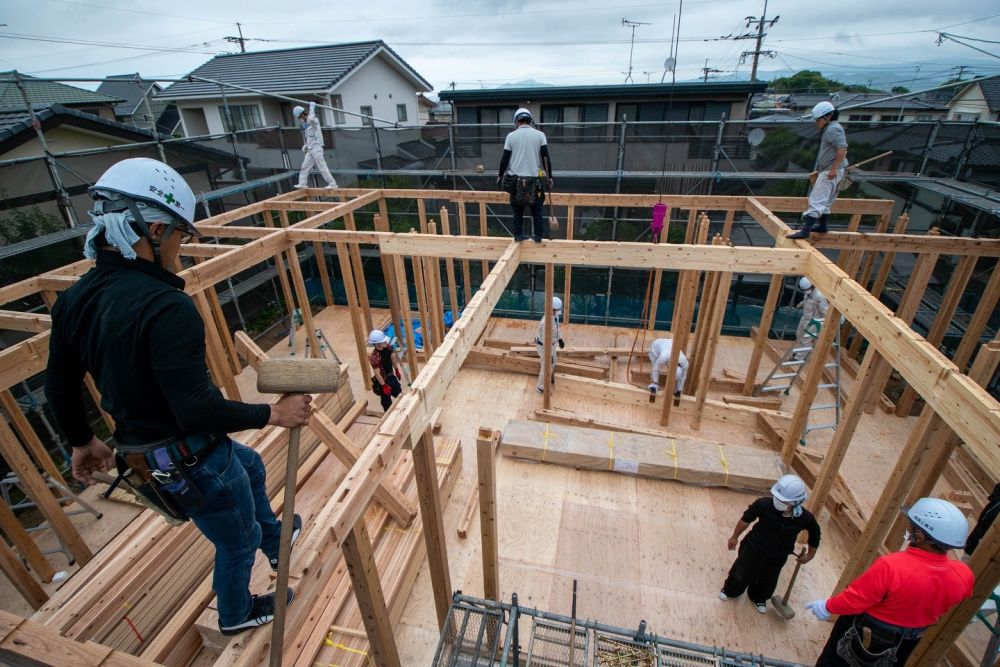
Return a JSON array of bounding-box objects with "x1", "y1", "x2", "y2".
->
[{"x1": 497, "y1": 79, "x2": 553, "y2": 88}]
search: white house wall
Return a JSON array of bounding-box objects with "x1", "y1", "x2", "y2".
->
[
  {"x1": 948, "y1": 85, "x2": 995, "y2": 121},
  {"x1": 332, "y1": 53, "x2": 420, "y2": 128}
]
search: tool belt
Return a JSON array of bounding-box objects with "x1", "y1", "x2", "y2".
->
[
  {"x1": 836, "y1": 614, "x2": 922, "y2": 667},
  {"x1": 505, "y1": 174, "x2": 543, "y2": 207},
  {"x1": 113, "y1": 433, "x2": 227, "y2": 523}
]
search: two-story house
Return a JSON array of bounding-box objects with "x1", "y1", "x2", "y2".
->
[{"x1": 947, "y1": 79, "x2": 1000, "y2": 122}]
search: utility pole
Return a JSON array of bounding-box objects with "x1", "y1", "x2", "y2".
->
[
  {"x1": 225, "y1": 22, "x2": 247, "y2": 52},
  {"x1": 622, "y1": 17, "x2": 652, "y2": 84},
  {"x1": 701, "y1": 59, "x2": 723, "y2": 82},
  {"x1": 736, "y1": 0, "x2": 779, "y2": 81},
  {"x1": 953, "y1": 65, "x2": 970, "y2": 81}
]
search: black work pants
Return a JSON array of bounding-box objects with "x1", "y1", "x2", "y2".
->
[
  {"x1": 376, "y1": 375, "x2": 402, "y2": 411},
  {"x1": 815, "y1": 614, "x2": 920, "y2": 666},
  {"x1": 510, "y1": 191, "x2": 545, "y2": 239},
  {"x1": 721, "y1": 540, "x2": 787, "y2": 603}
]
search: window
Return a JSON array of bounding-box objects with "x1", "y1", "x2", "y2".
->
[
  {"x1": 540, "y1": 104, "x2": 609, "y2": 140},
  {"x1": 396, "y1": 103, "x2": 408, "y2": 122},
  {"x1": 218, "y1": 104, "x2": 263, "y2": 132},
  {"x1": 330, "y1": 95, "x2": 345, "y2": 125},
  {"x1": 953, "y1": 112, "x2": 978, "y2": 122},
  {"x1": 360, "y1": 105, "x2": 373, "y2": 126},
  {"x1": 848, "y1": 114, "x2": 872, "y2": 121}
]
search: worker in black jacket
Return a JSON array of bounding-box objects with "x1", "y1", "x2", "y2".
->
[
  {"x1": 719, "y1": 474, "x2": 821, "y2": 614},
  {"x1": 44, "y1": 158, "x2": 312, "y2": 637},
  {"x1": 966, "y1": 483, "x2": 1000, "y2": 556}
]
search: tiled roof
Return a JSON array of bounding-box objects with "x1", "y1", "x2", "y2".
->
[
  {"x1": 0, "y1": 72, "x2": 122, "y2": 110},
  {"x1": 97, "y1": 74, "x2": 161, "y2": 116}
]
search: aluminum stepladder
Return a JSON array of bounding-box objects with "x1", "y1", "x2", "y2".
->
[{"x1": 754, "y1": 316, "x2": 843, "y2": 445}]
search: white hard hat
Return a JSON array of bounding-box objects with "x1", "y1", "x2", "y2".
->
[
  {"x1": 293, "y1": 105, "x2": 306, "y2": 119},
  {"x1": 368, "y1": 329, "x2": 389, "y2": 345},
  {"x1": 799, "y1": 277, "x2": 813, "y2": 291},
  {"x1": 90, "y1": 157, "x2": 196, "y2": 228},
  {"x1": 552, "y1": 296, "x2": 563, "y2": 311},
  {"x1": 905, "y1": 497, "x2": 969, "y2": 549},
  {"x1": 811, "y1": 101, "x2": 835, "y2": 120},
  {"x1": 771, "y1": 474, "x2": 808, "y2": 505},
  {"x1": 514, "y1": 107, "x2": 532, "y2": 124}
]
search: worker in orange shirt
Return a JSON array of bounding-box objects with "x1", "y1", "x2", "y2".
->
[{"x1": 806, "y1": 497, "x2": 973, "y2": 666}]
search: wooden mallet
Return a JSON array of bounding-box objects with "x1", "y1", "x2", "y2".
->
[{"x1": 257, "y1": 358, "x2": 341, "y2": 667}]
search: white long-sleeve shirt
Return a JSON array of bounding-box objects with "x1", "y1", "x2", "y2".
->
[
  {"x1": 535, "y1": 315, "x2": 561, "y2": 348},
  {"x1": 648, "y1": 338, "x2": 688, "y2": 392},
  {"x1": 796, "y1": 288, "x2": 830, "y2": 340},
  {"x1": 302, "y1": 101, "x2": 324, "y2": 150}
]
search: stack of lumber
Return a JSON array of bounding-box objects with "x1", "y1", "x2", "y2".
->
[
  {"x1": 30, "y1": 369, "x2": 360, "y2": 665},
  {"x1": 464, "y1": 346, "x2": 608, "y2": 380},
  {"x1": 0, "y1": 609, "x2": 152, "y2": 666},
  {"x1": 501, "y1": 420, "x2": 783, "y2": 493}
]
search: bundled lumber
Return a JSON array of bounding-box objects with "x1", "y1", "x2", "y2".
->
[
  {"x1": 0, "y1": 609, "x2": 156, "y2": 666},
  {"x1": 464, "y1": 347, "x2": 607, "y2": 380},
  {"x1": 501, "y1": 420, "x2": 783, "y2": 493}
]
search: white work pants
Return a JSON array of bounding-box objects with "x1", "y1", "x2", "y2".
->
[
  {"x1": 804, "y1": 168, "x2": 845, "y2": 218},
  {"x1": 536, "y1": 343, "x2": 557, "y2": 391},
  {"x1": 298, "y1": 147, "x2": 337, "y2": 187}
]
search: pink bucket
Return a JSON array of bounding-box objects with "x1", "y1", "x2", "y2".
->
[{"x1": 651, "y1": 203, "x2": 669, "y2": 240}]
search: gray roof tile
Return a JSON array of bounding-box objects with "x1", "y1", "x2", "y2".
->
[
  {"x1": 97, "y1": 74, "x2": 161, "y2": 115},
  {"x1": 0, "y1": 72, "x2": 122, "y2": 109}
]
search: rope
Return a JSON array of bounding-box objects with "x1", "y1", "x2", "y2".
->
[
  {"x1": 542, "y1": 423, "x2": 551, "y2": 462},
  {"x1": 668, "y1": 439, "x2": 679, "y2": 480},
  {"x1": 324, "y1": 632, "x2": 374, "y2": 665},
  {"x1": 607, "y1": 432, "x2": 615, "y2": 471},
  {"x1": 718, "y1": 445, "x2": 730, "y2": 486}
]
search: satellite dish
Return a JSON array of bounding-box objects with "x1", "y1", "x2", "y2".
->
[
  {"x1": 747, "y1": 128, "x2": 766, "y2": 146},
  {"x1": 664, "y1": 57, "x2": 676, "y2": 72}
]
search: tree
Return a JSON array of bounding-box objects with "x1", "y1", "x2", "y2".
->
[
  {"x1": 769, "y1": 70, "x2": 844, "y2": 93},
  {"x1": 891, "y1": 86, "x2": 910, "y2": 94}
]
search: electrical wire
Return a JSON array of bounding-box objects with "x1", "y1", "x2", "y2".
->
[
  {"x1": 0, "y1": 32, "x2": 220, "y2": 55},
  {"x1": 41, "y1": 0, "x2": 233, "y2": 24}
]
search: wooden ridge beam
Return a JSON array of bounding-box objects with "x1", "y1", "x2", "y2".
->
[
  {"x1": 755, "y1": 196, "x2": 894, "y2": 216},
  {"x1": 0, "y1": 332, "x2": 49, "y2": 395},
  {"x1": 178, "y1": 229, "x2": 292, "y2": 296},
  {"x1": 0, "y1": 278, "x2": 40, "y2": 308},
  {"x1": 0, "y1": 311, "x2": 50, "y2": 333},
  {"x1": 810, "y1": 232, "x2": 1000, "y2": 256},
  {"x1": 178, "y1": 243, "x2": 240, "y2": 258}
]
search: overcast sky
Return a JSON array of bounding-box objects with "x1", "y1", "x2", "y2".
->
[{"x1": 2, "y1": 0, "x2": 999, "y2": 93}]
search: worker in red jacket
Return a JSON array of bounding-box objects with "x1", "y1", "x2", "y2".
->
[{"x1": 806, "y1": 497, "x2": 973, "y2": 666}]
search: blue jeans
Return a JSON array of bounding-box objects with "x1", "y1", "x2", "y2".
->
[{"x1": 183, "y1": 440, "x2": 281, "y2": 626}]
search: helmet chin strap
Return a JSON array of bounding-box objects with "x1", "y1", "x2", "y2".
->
[{"x1": 123, "y1": 199, "x2": 181, "y2": 267}]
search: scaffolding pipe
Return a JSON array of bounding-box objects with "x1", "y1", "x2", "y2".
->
[
  {"x1": 219, "y1": 84, "x2": 249, "y2": 183},
  {"x1": 137, "y1": 76, "x2": 168, "y2": 164},
  {"x1": 11, "y1": 71, "x2": 78, "y2": 228}
]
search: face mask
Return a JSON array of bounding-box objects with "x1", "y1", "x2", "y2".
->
[{"x1": 773, "y1": 498, "x2": 789, "y2": 512}]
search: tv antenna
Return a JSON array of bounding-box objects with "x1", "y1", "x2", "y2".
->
[{"x1": 622, "y1": 17, "x2": 652, "y2": 84}]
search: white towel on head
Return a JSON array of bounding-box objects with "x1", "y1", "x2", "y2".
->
[{"x1": 84, "y1": 199, "x2": 178, "y2": 261}]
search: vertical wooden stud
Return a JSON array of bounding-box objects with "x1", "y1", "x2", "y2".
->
[
  {"x1": 342, "y1": 517, "x2": 402, "y2": 667},
  {"x1": 457, "y1": 202, "x2": 473, "y2": 306},
  {"x1": 439, "y1": 207, "x2": 461, "y2": 322},
  {"x1": 477, "y1": 428, "x2": 499, "y2": 602},
  {"x1": 412, "y1": 426, "x2": 452, "y2": 629},
  {"x1": 563, "y1": 205, "x2": 574, "y2": 324},
  {"x1": 744, "y1": 274, "x2": 784, "y2": 395},
  {"x1": 349, "y1": 211, "x2": 375, "y2": 334},
  {"x1": 279, "y1": 210, "x2": 322, "y2": 359},
  {"x1": 543, "y1": 263, "x2": 555, "y2": 410},
  {"x1": 390, "y1": 254, "x2": 419, "y2": 381},
  {"x1": 335, "y1": 242, "x2": 371, "y2": 391}
]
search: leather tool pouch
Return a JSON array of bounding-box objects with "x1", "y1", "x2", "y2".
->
[
  {"x1": 836, "y1": 618, "x2": 901, "y2": 667},
  {"x1": 116, "y1": 453, "x2": 189, "y2": 524}
]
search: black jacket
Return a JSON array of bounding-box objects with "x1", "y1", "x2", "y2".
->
[
  {"x1": 45, "y1": 251, "x2": 270, "y2": 447},
  {"x1": 740, "y1": 496, "x2": 822, "y2": 559}
]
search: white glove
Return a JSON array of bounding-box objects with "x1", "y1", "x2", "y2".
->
[
  {"x1": 805, "y1": 599, "x2": 831, "y2": 621},
  {"x1": 301, "y1": 145, "x2": 307, "y2": 153},
  {"x1": 648, "y1": 383, "x2": 658, "y2": 393}
]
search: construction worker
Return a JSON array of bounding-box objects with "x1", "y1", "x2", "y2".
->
[
  {"x1": 965, "y1": 483, "x2": 1000, "y2": 557},
  {"x1": 293, "y1": 101, "x2": 337, "y2": 190},
  {"x1": 794, "y1": 277, "x2": 829, "y2": 358},
  {"x1": 534, "y1": 296, "x2": 564, "y2": 393},
  {"x1": 788, "y1": 101, "x2": 848, "y2": 240},
  {"x1": 44, "y1": 158, "x2": 311, "y2": 636},
  {"x1": 720, "y1": 474, "x2": 821, "y2": 614},
  {"x1": 647, "y1": 337, "x2": 688, "y2": 403},
  {"x1": 497, "y1": 108, "x2": 553, "y2": 243},
  {"x1": 806, "y1": 497, "x2": 973, "y2": 666},
  {"x1": 368, "y1": 329, "x2": 403, "y2": 412}
]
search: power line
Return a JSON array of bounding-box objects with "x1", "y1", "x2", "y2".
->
[
  {"x1": 0, "y1": 32, "x2": 221, "y2": 55},
  {"x1": 41, "y1": 0, "x2": 233, "y2": 24}
]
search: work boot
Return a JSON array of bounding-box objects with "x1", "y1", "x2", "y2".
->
[
  {"x1": 219, "y1": 588, "x2": 295, "y2": 636},
  {"x1": 787, "y1": 215, "x2": 819, "y2": 240},
  {"x1": 268, "y1": 514, "x2": 303, "y2": 571},
  {"x1": 815, "y1": 214, "x2": 829, "y2": 233}
]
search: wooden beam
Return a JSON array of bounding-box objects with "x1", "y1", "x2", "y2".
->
[
  {"x1": 457, "y1": 203, "x2": 473, "y2": 306},
  {"x1": 780, "y1": 308, "x2": 843, "y2": 465},
  {"x1": 425, "y1": 223, "x2": 446, "y2": 349},
  {"x1": 439, "y1": 207, "x2": 461, "y2": 322},
  {"x1": 693, "y1": 240, "x2": 733, "y2": 429},
  {"x1": 0, "y1": 278, "x2": 40, "y2": 309},
  {"x1": 743, "y1": 275, "x2": 784, "y2": 395},
  {"x1": 951, "y1": 264, "x2": 1000, "y2": 374},
  {"x1": 0, "y1": 524, "x2": 48, "y2": 609},
  {"x1": 341, "y1": 516, "x2": 401, "y2": 667},
  {"x1": 543, "y1": 263, "x2": 554, "y2": 410},
  {"x1": 0, "y1": 499, "x2": 55, "y2": 584},
  {"x1": 410, "y1": 235, "x2": 434, "y2": 354},
  {"x1": 411, "y1": 426, "x2": 452, "y2": 629},
  {"x1": 0, "y1": 390, "x2": 63, "y2": 482},
  {"x1": 279, "y1": 211, "x2": 323, "y2": 359},
  {"x1": 179, "y1": 228, "x2": 292, "y2": 296},
  {"x1": 335, "y1": 242, "x2": 371, "y2": 391},
  {"x1": 390, "y1": 255, "x2": 419, "y2": 380},
  {"x1": 809, "y1": 232, "x2": 1000, "y2": 256},
  {"x1": 263, "y1": 212, "x2": 297, "y2": 322},
  {"x1": 312, "y1": 242, "x2": 334, "y2": 307},
  {"x1": 0, "y1": 311, "x2": 50, "y2": 333},
  {"x1": 355, "y1": 212, "x2": 376, "y2": 334},
  {"x1": 191, "y1": 257, "x2": 240, "y2": 376},
  {"x1": 464, "y1": 347, "x2": 606, "y2": 380},
  {"x1": 179, "y1": 243, "x2": 241, "y2": 258},
  {"x1": 476, "y1": 428, "x2": 500, "y2": 602},
  {"x1": 478, "y1": 201, "x2": 489, "y2": 287},
  {"x1": 745, "y1": 196, "x2": 794, "y2": 239},
  {"x1": 563, "y1": 205, "x2": 574, "y2": 323},
  {"x1": 755, "y1": 196, "x2": 893, "y2": 217},
  {"x1": 416, "y1": 198, "x2": 428, "y2": 233}
]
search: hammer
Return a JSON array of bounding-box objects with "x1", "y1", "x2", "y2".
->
[{"x1": 257, "y1": 358, "x2": 341, "y2": 667}]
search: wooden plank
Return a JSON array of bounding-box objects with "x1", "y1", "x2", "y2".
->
[
  {"x1": 341, "y1": 517, "x2": 401, "y2": 667},
  {"x1": 190, "y1": 256, "x2": 240, "y2": 376},
  {"x1": 425, "y1": 222, "x2": 446, "y2": 348},
  {"x1": 847, "y1": 213, "x2": 909, "y2": 359},
  {"x1": 178, "y1": 242, "x2": 240, "y2": 258},
  {"x1": 0, "y1": 523, "x2": 48, "y2": 609},
  {"x1": 543, "y1": 264, "x2": 554, "y2": 409},
  {"x1": 479, "y1": 201, "x2": 489, "y2": 286},
  {"x1": 411, "y1": 426, "x2": 451, "y2": 629},
  {"x1": 335, "y1": 241, "x2": 371, "y2": 391},
  {"x1": 744, "y1": 274, "x2": 784, "y2": 395},
  {"x1": 0, "y1": 311, "x2": 50, "y2": 333},
  {"x1": 416, "y1": 198, "x2": 428, "y2": 233},
  {"x1": 647, "y1": 269, "x2": 663, "y2": 331},
  {"x1": 464, "y1": 347, "x2": 605, "y2": 380},
  {"x1": 744, "y1": 196, "x2": 794, "y2": 239},
  {"x1": 409, "y1": 236, "x2": 434, "y2": 354},
  {"x1": 179, "y1": 228, "x2": 293, "y2": 296},
  {"x1": 476, "y1": 428, "x2": 500, "y2": 602}
]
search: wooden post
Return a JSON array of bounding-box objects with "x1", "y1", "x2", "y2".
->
[
  {"x1": 391, "y1": 255, "x2": 419, "y2": 380},
  {"x1": 864, "y1": 245, "x2": 938, "y2": 413},
  {"x1": 417, "y1": 198, "x2": 428, "y2": 233},
  {"x1": 647, "y1": 269, "x2": 663, "y2": 331},
  {"x1": 842, "y1": 210, "x2": 892, "y2": 353},
  {"x1": 693, "y1": 237, "x2": 732, "y2": 429},
  {"x1": 477, "y1": 428, "x2": 499, "y2": 602},
  {"x1": 478, "y1": 200, "x2": 489, "y2": 283},
  {"x1": 563, "y1": 205, "x2": 574, "y2": 324},
  {"x1": 335, "y1": 242, "x2": 371, "y2": 391},
  {"x1": 263, "y1": 212, "x2": 296, "y2": 321},
  {"x1": 279, "y1": 211, "x2": 322, "y2": 358},
  {"x1": 0, "y1": 537, "x2": 47, "y2": 609},
  {"x1": 660, "y1": 271, "x2": 695, "y2": 425},
  {"x1": 721, "y1": 209, "x2": 735, "y2": 240},
  {"x1": 543, "y1": 263, "x2": 555, "y2": 410},
  {"x1": 0, "y1": 390, "x2": 63, "y2": 481},
  {"x1": 378, "y1": 196, "x2": 391, "y2": 231},
  {"x1": 312, "y1": 241, "x2": 334, "y2": 307},
  {"x1": 190, "y1": 291, "x2": 241, "y2": 400},
  {"x1": 458, "y1": 202, "x2": 473, "y2": 306},
  {"x1": 780, "y1": 307, "x2": 843, "y2": 465},
  {"x1": 0, "y1": 417, "x2": 92, "y2": 565},
  {"x1": 341, "y1": 516, "x2": 402, "y2": 667},
  {"x1": 426, "y1": 222, "x2": 446, "y2": 346},
  {"x1": 410, "y1": 232, "x2": 434, "y2": 354},
  {"x1": 833, "y1": 404, "x2": 943, "y2": 593},
  {"x1": 349, "y1": 211, "x2": 375, "y2": 334},
  {"x1": 950, "y1": 264, "x2": 1000, "y2": 374},
  {"x1": 411, "y1": 426, "x2": 452, "y2": 629},
  {"x1": 744, "y1": 274, "x2": 784, "y2": 395},
  {"x1": 0, "y1": 499, "x2": 55, "y2": 583},
  {"x1": 849, "y1": 213, "x2": 908, "y2": 359},
  {"x1": 192, "y1": 258, "x2": 241, "y2": 376},
  {"x1": 895, "y1": 254, "x2": 977, "y2": 415},
  {"x1": 440, "y1": 207, "x2": 461, "y2": 322}
]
